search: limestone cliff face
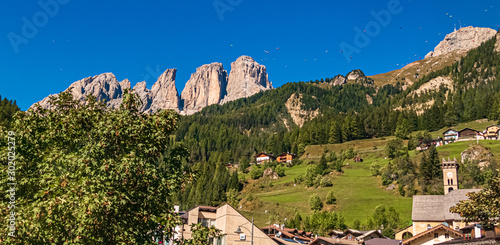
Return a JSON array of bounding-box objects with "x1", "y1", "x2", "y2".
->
[
  {"x1": 32, "y1": 55, "x2": 272, "y2": 114},
  {"x1": 180, "y1": 63, "x2": 228, "y2": 115},
  {"x1": 495, "y1": 33, "x2": 500, "y2": 53},
  {"x1": 347, "y1": 69, "x2": 365, "y2": 81},
  {"x1": 222, "y1": 56, "x2": 272, "y2": 104},
  {"x1": 425, "y1": 26, "x2": 497, "y2": 59},
  {"x1": 32, "y1": 73, "x2": 128, "y2": 110},
  {"x1": 331, "y1": 75, "x2": 346, "y2": 86},
  {"x1": 148, "y1": 69, "x2": 180, "y2": 113}
]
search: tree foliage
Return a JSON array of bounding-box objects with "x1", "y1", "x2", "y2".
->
[
  {"x1": 450, "y1": 173, "x2": 500, "y2": 229},
  {"x1": 0, "y1": 91, "x2": 217, "y2": 244}
]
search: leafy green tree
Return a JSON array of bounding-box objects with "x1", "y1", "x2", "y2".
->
[
  {"x1": 0, "y1": 91, "x2": 203, "y2": 244},
  {"x1": 385, "y1": 138, "x2": 405, "y2": 159},
  {"x1": 450, "y1": 174, "x2": 500, "y2": 229},
  {"x1": 275, "y1": 165, "x2": 286, "y2": 177},
  {"x1": 395, "y1": 115, "x2": 410, "y2": 139},
  {"x1": 249, "y1": 165, "x2": 263, "y2": 179},
  {"x1": 326, "y1": 190, "x2": 337, "y2": 204},
  {"x1": 309, "y1": 194, "x2": 323, "y2": 211}
]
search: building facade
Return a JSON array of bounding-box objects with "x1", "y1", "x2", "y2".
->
[
  {"x1": 442, "y1": 158, "x2": 459, "y2": 195},
  {"x1": 181, "y1": 205, "x2": 278, "y2": 245}
]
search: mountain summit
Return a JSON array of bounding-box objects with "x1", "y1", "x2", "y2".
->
[{"x1": 32, "y1": 56, "x2": 272, "y2": 115}]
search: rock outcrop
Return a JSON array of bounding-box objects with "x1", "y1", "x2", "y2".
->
[
  {"x1": 33, "y1": 73, "x2": 129, "y2": 110},
  {"x1": 331, "y1": 75, "x2": 346, "y2": 86},
  {"x1": 285, "y1": 93, "x2": 320, "y2": 127},
  {"x1": 461, "y1": 145, "x2": 493, "y2": 170},
  {"x1": 32, "y1": 55, "x2": 272, "y2": 115},
  {"x1": 148, "y1": 69, "x2": 180, "y2": 113},
  {"x1": 180, "y1": 63, "x2": 228, "y2": 114},
  {"x1": 347, "y1": 69, "x2": 365, "y2": 80},
  {"x1": 222, "y1": 56, "x2": 272, "y2": 104},
  {"x1": 495, "y1": 33, "x2": 500, "y2": 53},
  {"x1": 425, "y1": 26, "x2": 497, "y2": 59}
]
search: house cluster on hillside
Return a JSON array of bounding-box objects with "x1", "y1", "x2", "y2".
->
[
  {"x1": 160, "y1": 204, "x2": 404, "y2": 245},
  {"x1": 255, "y1": 152, "x2": 298, "y2": 164},
  {"x1": 393, "y1": 158, "x2": 500, "y2": 245},
  {"x1": 417, "y1": 125, "x2": 500, "y2": 151},
  {"x1": 154, "y1": 157, "x2": 499, "y2": 245}
]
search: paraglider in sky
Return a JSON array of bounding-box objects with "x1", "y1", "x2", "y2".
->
[
  {"x1": 264, "y1": 50, "x2": 269, "y2": 54},
  {"x1": 276, "y1": 47, "x2": 280, "y2": 50},
  {"x1": 230, "y1": 44, "x2": 234, "y2": 47},
  {"x1": 325, "y1": 50, "x2": 328, "y2": 53}
]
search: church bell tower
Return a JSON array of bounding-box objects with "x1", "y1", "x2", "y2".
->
[{"x1": 442, "y1": 158, "x2": 459, "y2": 194}]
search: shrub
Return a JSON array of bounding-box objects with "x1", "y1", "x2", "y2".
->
[
  {"x1": 250, "y1": 165, "x2": 263, "y2": 180},
  {"x1": 275, "y1": 165, "x2": 286, "y2": 177},
  {"x1": 320, "y1": 177, "x2": 333, "y2": 187},
  {"x1": 326, "y1": 190, "x2": 336, "y2": 204},
  {"x1": 309, "y1": 194, "x2": 323, "y2": 211}
]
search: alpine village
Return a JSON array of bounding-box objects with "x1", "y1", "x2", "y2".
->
[{"x1": 2, "y1": 18, "x2": 500, "y2": 245}]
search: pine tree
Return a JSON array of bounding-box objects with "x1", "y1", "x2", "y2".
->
[{"x1": 328, "y1": 120, "x2": 342, "y2": 144}]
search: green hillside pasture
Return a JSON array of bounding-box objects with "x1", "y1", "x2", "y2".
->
[
  {"x1": 243, "y1": 155, "x2": 412, "y2": 228},
  {"x1": 436, "y1": 140, "x2": 500, "y2": 162}
]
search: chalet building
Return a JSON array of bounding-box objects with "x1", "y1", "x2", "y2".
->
[
  {"x1": 443, "y1": 129, "x2": 459, "y2": 144},
  {"x1": 484, "y1": 125, "x2": 500, "y2": 140},
  {"x1": 180, "y1": 205, "x2": 278, "y2": 245},
  {"x1": 401, "y1": 224, "x2": 463, "y2": 245},
  {"x1": 338, "y1": 229, "x2": 386, "y2": 243},
  {"x1": 309, "y1": 237, "x2": 361, "y2": 245},
  {"x1": 433, "y1": 138, "x2": 444, "y2": 147},
  {"x1": 276, "y1": 152, "x2": 297, "y2": 164},
  {"x1": 261, "y1": 225, "x2": 313, "y2": 244},
  {"x1": 255, "y1": 152, "x2": 276, "y2": 165},
  {"x1": 353, "y1": 156, "x2": 363, "y2": 162},
  {"x1": 458, "y1": 128, "x2": 480, "y2": 141},
  {"x1": 433, "y1": 223, "x2": 500, "y2": 244}
]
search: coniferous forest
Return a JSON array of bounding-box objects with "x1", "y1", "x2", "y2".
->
[{"x1": 173, "y1": 33, "x2": 500, "y2": 209}]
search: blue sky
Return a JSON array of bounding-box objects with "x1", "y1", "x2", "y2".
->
[{"x1": 1, "y1": 0, "x2": 498, "y2": 110}]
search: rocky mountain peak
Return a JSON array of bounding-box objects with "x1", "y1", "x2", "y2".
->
[
  {"x1": 425, "y1": 26, "x2": 497, "y2": 59},
  {"x1": 347, "y1": 69, "x2": 365, "y2": 80},
  {"x1": 222, "y1": 55, "x2": 272, "y2": 104},
  {"x1": 148, "y1": 69, "x2": 179, "y2": 113},
  {"x1": 180, "y1": 63, "x2": 228, "y2": 115},
  {"x1": 331, "y1": 75, "x2": 347, "y2": 86},
  {"x1": 32, "y1": 55, "x2": 272, "y2": 115}
]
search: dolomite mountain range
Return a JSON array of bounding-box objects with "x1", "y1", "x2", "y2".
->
[
  {"x1": 33, "y1": 26, "x2": 498, "y2": 115},
  {"x1": 33, "y1": 55, "x2": 273, "y2": 115}
]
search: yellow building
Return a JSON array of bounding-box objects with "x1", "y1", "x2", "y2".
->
[
  {"x1": 181, "y1": 204, "x2": 278, "y2": 245},
  {"x1": 395, "y1": 158, "x2": 481, "y2": 243},
  {"x1": 402, "y1": 224, "x2": 462, "y2": 245}
]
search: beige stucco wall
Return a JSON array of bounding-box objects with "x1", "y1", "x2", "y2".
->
[
  {"x1": 407, "y1": 229, "x2": 461, "y2": 245},
  {"x1": 413, "y1": 222, "x2": 443, "y2": 236},
  {"x1": 395, "y1": 225, "x2": 413, "y2": 240},
  {"x1": 182, "y1": 207, "x2": 218, "y2": 240},
  {"x1": 216, "y1": 204, "x2": 277, "y2": 245}
]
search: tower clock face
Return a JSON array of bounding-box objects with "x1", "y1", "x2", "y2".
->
[{"x1": 447, "y1": 172, "x2": 453, "y2": 178}]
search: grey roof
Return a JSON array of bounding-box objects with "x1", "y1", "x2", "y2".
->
[
  {"x1": 365, "y1": 238, "x2": 402, "y2": 245},
  {"x1": 412, "y1": 189, "x2": 480, "y2": 221}
]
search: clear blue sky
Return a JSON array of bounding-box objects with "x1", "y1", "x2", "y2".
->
[{"x1": 1, "y1": 0, "x2": 498, "y2": 110}]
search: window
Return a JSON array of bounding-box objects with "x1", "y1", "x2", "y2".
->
[
  {"x1": 448, "y1": 179, "x2": 450, "y2": 185},
  {"x1": 451, "y1": 179, "x2": 453, "y2": 185},
  {"x1": 434, "y1": 233, "x2": 439, "y2": 238},
  {"x1": 445, "y1": 233, "x2": 449, "y2": 238},
  {"x1": 198, "y1": 218, "x2": 215, "y2": 228}
]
